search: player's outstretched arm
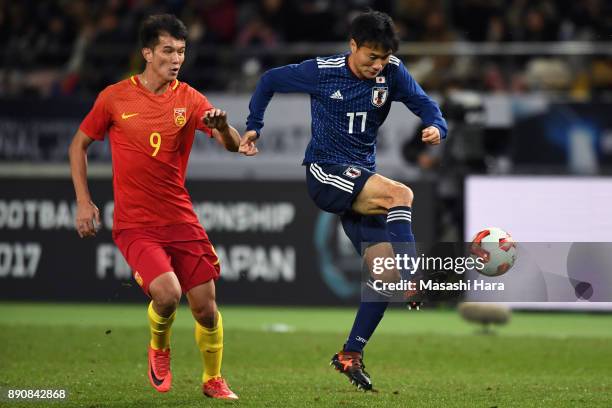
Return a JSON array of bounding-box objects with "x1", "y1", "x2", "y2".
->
[
  {"x1": 204, "y1": 109, "x2": 241, "y2": 152},
  {"x1": 68, "y1": 130, "x2": 101, "y2": 238},
  {"x1": 245, "y1": 60, "x2": 318, "y2": 137}
]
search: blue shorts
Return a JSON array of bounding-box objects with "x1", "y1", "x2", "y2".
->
[{"x1": 305, "y1": 163, "x2": 389, "y2": 254}]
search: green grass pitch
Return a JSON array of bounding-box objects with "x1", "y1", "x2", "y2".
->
[{"x1": 0, "y1": 303, "x2": 611, "y2": 407}]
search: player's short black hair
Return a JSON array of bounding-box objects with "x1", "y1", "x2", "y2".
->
[
  {"x1": 349, "y1": 10, "x2": 399, "y2": 53},
  {"x1": 139, "y1": 14, "x2": 188, "y2": 49}
]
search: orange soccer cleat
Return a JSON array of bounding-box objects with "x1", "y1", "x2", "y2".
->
[
  {"x1": 331, "y1": 350, "x2": 373, "y2": 391},
  {"x1": 147, "y1": 346, "x2": 172, "y2": 392},
  {"x1": 202, "y1": 377, "x2": 239, "y2": 400}
]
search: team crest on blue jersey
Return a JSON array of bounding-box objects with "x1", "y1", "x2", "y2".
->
[
  {"x1": 343, "y1": 166, "x2": 362, "y2": 179},
  {"x1": 371, "y1": 87, "x2": 388, "y2": 107}
]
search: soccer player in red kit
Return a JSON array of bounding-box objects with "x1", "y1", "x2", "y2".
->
[{"x1": 68, "y1": 14, "x2": 256, "y2": 400}]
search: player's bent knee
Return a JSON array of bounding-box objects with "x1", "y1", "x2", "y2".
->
[
  {"x1": 149, "y1": 272, "x2": 182, "y2": 311},
  {"x1": 388, "y1": 183, "x2": 414, "y2": 207},
  {"x1": 151, "y1": 287, "x2": 181, "y2": 313},
  {"x1": 192, "y1": 301, "x2": 218, "y2": 328}
]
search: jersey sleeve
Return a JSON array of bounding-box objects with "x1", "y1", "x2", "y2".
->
[
  {"x1": 79, "y1": 89, "x2": 112, "y2": 141},
  {"x1": 392, "y1": 62, "x2": 448, "y2": 139},
  {"x1": 246, "y1": 59, "x2": 319, "y2": 136},
  {"x1": 193, "y1": 90, "x2": 215, "y2": 137}
]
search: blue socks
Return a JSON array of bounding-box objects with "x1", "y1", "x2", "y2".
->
[
  {"x1": 386, "y1": 206, "x2": 414, "y2": 243},
  {"x1": 344, "y1": 206, "x2": 416, "y2": 354},
  {"x1": 386, "y1": 206, "x2": 417, "y2": 278},
  {"x1": 344, "y1": 298, "x2": 388, "y2": 352}
]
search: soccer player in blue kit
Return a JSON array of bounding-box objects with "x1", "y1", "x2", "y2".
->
[{"x1": 240, "y1": 10, "x2": 447, "y2": 391}]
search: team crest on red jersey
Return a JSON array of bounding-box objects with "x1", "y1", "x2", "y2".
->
[
  {"x1": 371, "y1": 87, "x2": 388, "y2": 107},
  {"x1": 174, "y1": 108, "x2": 186, "y2": 127}
]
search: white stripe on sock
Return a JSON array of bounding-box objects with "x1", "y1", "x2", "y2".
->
[
  {"x1": 387, "y1": 215, "x2": 412, "y2": 223},
  {"x1": 388, "y1": 210, "x2": 412, "y2": 216}
]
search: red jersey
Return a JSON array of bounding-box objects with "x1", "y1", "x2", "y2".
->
[{"x1": 80, "y1": 76, "x2": 213, "y2": 231}]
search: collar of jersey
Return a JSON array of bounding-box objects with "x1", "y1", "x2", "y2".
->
[{"x1": 130, "y1": 75, "x2": 179, "y2": 97}]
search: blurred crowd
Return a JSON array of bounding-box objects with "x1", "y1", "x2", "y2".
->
[{"x1": 1, "y1": 0, "x2": 611, "y2": 97}]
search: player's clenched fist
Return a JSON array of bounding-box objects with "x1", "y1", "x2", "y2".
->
[
  {"x1": 75, "y1": 200, "x2": 101, "y2": 238},
  {"x1": 239, "y1": 130, "x2": 259, "y2": 156},
  {"x1": 203, "y1": 109, "x2": 228, "y2": 130},
  {"x1": 421, "y1": 126, "x2": 441, "y2": 145}
]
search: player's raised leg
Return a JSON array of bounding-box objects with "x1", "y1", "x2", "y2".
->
[
  {"x1": 147, "y1": 272, "x2": 181, "y2": 393},
  {"x1": 354, "y1": 174, "x2": 417, "y2": 271},
  {"x1": 353, "y1": 173, "x2": 414, "y2": 217},
  {"x1": 351, "y1": 174, "x2": 417, "y2": 286},
  {"x1": 355, "y1": 173, "x2": 421, "y2": 306},
  {"x1": 187, "y1": 280, "x2": 238, "y2": 400}
]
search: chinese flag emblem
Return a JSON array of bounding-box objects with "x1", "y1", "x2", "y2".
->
[{"x1": 174, "y1": 108, "x2": 186, "y2": 127}]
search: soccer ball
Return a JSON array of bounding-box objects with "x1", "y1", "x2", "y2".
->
[{"x1": 470, "y1": 227, "x2": 516, "y2": 276}]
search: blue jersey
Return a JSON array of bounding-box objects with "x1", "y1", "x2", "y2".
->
[{"x1": 246, "y1": 53, "x2": 447, "y2": 171}]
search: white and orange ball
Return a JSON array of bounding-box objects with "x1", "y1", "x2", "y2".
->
[{"x1": 470, "y1": 227, "x2": 517, "y2": 276}]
